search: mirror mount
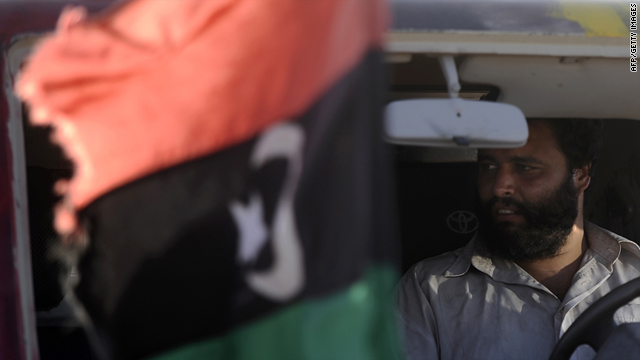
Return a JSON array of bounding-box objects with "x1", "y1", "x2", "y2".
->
[{"x1": 439, "y1": 56, "x2": 461, "y2": 99}]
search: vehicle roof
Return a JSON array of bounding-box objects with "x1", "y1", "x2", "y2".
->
[
  {"x1": 390, "y1": 0, "x2": 631, "y2": 37},
  {"x1": 388, "y1": 0, "x2": 632, "y2": 57}
]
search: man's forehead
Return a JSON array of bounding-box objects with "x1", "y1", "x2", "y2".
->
[{"x1": 478, "y1": 122, "x2": 564, "y2": 162}]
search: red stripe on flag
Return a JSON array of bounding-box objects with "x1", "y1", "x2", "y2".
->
[{"x1": 17, "y1": 0, "x2": 389, "y2": 216}]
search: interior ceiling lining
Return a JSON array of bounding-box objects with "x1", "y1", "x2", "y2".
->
[{"x1": 459, "y1": 55, "x2": 640, "y2": 120}]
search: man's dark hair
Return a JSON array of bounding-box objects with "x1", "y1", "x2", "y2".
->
[{"x1": 528, "y1": 118, "x2": 604, "y2": 180}]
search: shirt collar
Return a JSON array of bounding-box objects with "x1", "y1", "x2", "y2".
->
[
  {"x1": 444, "y1": 233, "x2": 476, "y2": 277},
  {"x1": 585, "y1": 222, "x2": 640, "y2": 271},
  {"x1": 443, "y1": 222, "x2": 640, "y2": 278}
]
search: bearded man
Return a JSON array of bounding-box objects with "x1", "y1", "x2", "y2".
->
[{"x1": 397, "y1": 119, "x2": 640, "y2": 360}]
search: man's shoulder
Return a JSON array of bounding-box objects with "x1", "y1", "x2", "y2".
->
[
  {"x1": 403, "y1": 246, "x2": 468, "y2": 281},
  {"x1": 587, "y1": 222, "x2": 640, "y2": 260}
]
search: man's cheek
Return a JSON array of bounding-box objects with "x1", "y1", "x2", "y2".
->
[{"x1": 477, "y1": 184, "x2": 493, "y2": 205}]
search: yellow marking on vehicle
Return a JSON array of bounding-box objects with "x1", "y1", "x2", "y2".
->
[{"x1": 554, "y1": 4, "x2": 629, "y2": 38}]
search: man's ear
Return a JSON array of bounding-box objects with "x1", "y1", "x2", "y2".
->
[{"x1": 574, "y1": 164, "x2": 591, "y2": 192}]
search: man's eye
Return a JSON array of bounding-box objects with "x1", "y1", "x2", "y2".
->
[
  {"x1": 479, "y1": 163, "x2": 497, "y2": 171},
  {"x1": 516, "y1": 164, "x2": 535, "y2": 172}
]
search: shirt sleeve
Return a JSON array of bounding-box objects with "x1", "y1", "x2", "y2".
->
[{"x1": 396, "y1": 267, "x2": 440, "y2": 360}]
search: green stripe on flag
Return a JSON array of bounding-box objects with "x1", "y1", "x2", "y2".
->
[{"x1": 147, "y1": 265, "x2": 402, "y2": 360}]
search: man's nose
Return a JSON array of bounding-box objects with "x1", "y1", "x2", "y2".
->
[{"x1": 492, "y1": 168, "x2": 515, "y2": 197}]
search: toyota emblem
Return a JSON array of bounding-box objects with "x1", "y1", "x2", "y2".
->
[{"x1": 446, "y1": 211, "x2": 479, "y2": 234}]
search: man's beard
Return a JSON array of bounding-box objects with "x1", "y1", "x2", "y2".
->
[{"x1": 477, "y1": 172, "x2": 579, "y2": 262}]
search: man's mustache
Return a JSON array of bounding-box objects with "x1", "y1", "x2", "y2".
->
[{"x1": 486, "y1": 197, "x2": 525, "y2": 212}]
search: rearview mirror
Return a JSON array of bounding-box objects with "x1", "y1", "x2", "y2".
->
[
  {"x1": 385, "y1": 98, "x2": 528, "y2": 148},
  {"x1": 385, "y1": 56, "x2": 528, "y2": 148}
]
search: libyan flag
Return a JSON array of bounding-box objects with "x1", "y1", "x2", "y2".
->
[{"x1": 17, "y1": 1, "x2": 402, "y2": 359}]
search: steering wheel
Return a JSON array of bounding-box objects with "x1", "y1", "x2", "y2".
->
[{"x1": 548, "y1": 277, "x2": 640, "y2": 360}]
